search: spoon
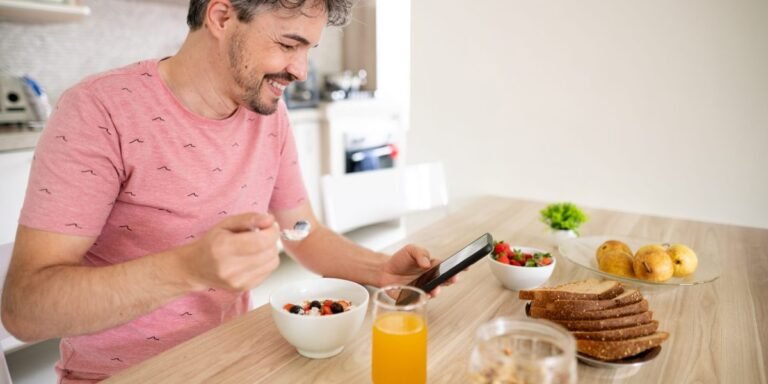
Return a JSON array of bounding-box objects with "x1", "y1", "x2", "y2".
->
[{"x1": 280, "y1": 220, "x2": 311, "y2": 241}]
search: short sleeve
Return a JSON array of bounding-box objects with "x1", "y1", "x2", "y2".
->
[
  {"x1": 268, "y1": 101, "x2": 308, "y2": 212},
  {"x1": 19, "y1": 84, "x2": 124, "y2": 237}
]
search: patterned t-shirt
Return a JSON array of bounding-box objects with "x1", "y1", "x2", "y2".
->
[{"x1": 18, "y1": 59, "x2": 307, "y2": 383}]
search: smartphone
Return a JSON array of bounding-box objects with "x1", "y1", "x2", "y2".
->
[{"x1": 397, "y1": 233, "x2": 493, "y2": 304}]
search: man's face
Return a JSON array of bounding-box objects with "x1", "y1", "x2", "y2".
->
[{"x1": 226, "y1": 4, "x2": 326, "y2": 115}]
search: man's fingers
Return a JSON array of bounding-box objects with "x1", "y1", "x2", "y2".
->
[
  {"x1": 252, "y1": 213, "x2": 277, "y2": 230},
  {"x1": 217, "y1": 212, "x2": 275, "y2": 233},
  {"x1": 228, "y1": 230, "x2": 279, "y2": 256},
  {"x1": 405, "y1": 245, "x2": 432, "y2": 269}
]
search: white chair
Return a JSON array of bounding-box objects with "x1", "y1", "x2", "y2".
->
[
  {"x1": 0, "y1": 242, "x2": 15, "y2": 384},
  {"x1": 320, "y1": 162, "x2": 449, "y2": 249}
]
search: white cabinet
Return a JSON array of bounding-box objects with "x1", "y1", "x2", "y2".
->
[
  {"x1": 0, "y1": 149, "x2": 33, "y2": 245},
  {"x1": 288, "y1": 109, "x2": 323, "y2": 221}
]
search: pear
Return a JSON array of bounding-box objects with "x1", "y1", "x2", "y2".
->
[
  {"x1": 635, "y1": 244, "x2": 666, "y2": 260},
  {"x1": 596, "y1": 240, "x2": 633, "y2": 264},
  {"x1": 598, "y1": 250, "x2": 635, "y2": 278},
  {"x1": 633, "y1": 248, "x2": 674, "y2": 282},
  {"x1": 668, "y1": 244, "x2": 698, "y2": 277}
]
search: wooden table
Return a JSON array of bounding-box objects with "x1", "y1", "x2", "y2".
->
[{"x1": 106, "y1": 196, "x2": 768, "y2": 383}]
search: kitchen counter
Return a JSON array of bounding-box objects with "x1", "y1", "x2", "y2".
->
[{"x1": 104, "y1": 196, "x2": 768, "y2": 383}]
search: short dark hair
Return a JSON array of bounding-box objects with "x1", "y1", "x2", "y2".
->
[{"x1": 187, "y1": 0, "x2": 352, "y2": 30}]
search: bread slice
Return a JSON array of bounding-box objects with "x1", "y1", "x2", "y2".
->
[
  {"x1": 518, "y1": 279, "x2": 624, "y2": 301},
  {"x1": 577, "y1": 332, "x2": 670, "y2": 361},
  {"x1": 551, "y1": 311, "x2": 653, "y2": 331},
  {"x1": 571, "y1": 321, "x2": 659, "y2": 341},
  {"x1": 531, "y1": 289, "x2": 642, "y2": 311},
  {"x1": 531, "y1": 299, "x2": 648, "y2": 320}
]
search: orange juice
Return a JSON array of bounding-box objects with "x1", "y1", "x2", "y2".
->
[{"x1": 372, "y1": 312, "x2": 427, "y2": 384}]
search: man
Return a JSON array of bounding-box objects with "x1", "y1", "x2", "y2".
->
[{"x1": 1, "y1": 1, "x2": 446, "y2": 382}]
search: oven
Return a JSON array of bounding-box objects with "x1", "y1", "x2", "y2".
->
[{"x1": 344, "y1": 130, "x2": 398, "y2": 173}]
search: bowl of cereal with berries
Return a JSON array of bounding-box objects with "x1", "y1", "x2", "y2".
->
[
  {"x1": 269, "y1": 278, "x2": 369, "y2": 359},
  {"x1": 488, "y1": 241, "x2": 556, "y2": 291}
]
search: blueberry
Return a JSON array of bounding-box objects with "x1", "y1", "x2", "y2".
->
[
  {"x1": 330, "y1": 302, "x2": 344, "y2": 314},
  {"x1": 289, "y1": 305, "x2": 302, "y2": 314},
  {"x1": 310, "y1": 300, "x2": 322, "y2": 309}
]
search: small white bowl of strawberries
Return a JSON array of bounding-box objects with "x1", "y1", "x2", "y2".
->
[{"x1": 488, "y1": 241, "x2": 556, "y2": 290}]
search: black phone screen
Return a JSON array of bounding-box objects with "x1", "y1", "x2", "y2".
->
[{"x1": 402, "y1": 233, "x2": 493, "y2": 299}]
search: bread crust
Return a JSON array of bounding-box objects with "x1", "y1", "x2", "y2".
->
[
  {"x1": 536, "y1": 289, "x2": 643, "y2": 311},
  {"x1": 571, "y1": 321, "x2": 659, "y2": 341},
  {"x1": 531, "y1": 299, "x2": 649, "y2": 320},
  {"x1": 519, "y1": 279, "x2": 624, "y2": 301},
  {"x1": 576, "y1": 332, "x2": 670, "y2": 361},
  {"x1": 551, "y1": 311, "x2": 653, "y2": 331}
]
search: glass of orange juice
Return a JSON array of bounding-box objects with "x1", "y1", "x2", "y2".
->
[{"x1": 371, "y1": 285, "x2": 428, "y2": 384}]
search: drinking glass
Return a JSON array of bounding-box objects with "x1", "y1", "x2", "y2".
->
[
  {"x1": 371, "y1": 285, "x2": 428, "y2": 384},
  {"x1": 468, "y1": 317, "x2": 577, "y2": 384}
]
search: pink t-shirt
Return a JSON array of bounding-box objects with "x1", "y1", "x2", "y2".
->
[{"x1": 19, "y1": 59, "x2": 307, "y2": 382}]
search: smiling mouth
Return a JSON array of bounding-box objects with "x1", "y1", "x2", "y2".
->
[{"x1": 266, "y1": 79, "x2": 287, "y2": 95}]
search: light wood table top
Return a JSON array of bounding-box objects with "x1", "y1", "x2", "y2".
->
[{"x1": 106, "y1": 196, "x2": 768, "y2": 383}]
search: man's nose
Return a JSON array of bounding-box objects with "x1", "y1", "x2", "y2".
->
[{"x1": 287, "y1": 54, "x2": 308, "y2": 82}]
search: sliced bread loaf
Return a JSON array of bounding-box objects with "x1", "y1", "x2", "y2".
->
[
  {"x1": 576, "y1": 331, "x2": 670, "y2": 361},
  {"x1": 520, "y1": 279, "x2": 670, "y2": 361},
  {"x1": 518, "y1": 279, "x2": 624, "y2": 301}
]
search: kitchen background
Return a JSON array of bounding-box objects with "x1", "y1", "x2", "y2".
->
[{"x1": 1, "y1": 0, "x2": 767, "y2": 382}]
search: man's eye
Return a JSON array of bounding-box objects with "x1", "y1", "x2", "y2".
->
[{"x1": 279, "y1": 43, "x2": 297, "y2": 51}]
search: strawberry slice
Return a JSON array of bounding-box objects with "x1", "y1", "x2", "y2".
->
[{"x1": 494, "y1": 241, "x2": 511, "y2": 256}]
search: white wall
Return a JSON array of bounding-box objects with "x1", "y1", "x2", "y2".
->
[
  {"x1": 410, "y1": 0, "x2": 768, "y2": 229},
  {"x1": 376, "y1": 0, "x2": 410, "y2": 109}
]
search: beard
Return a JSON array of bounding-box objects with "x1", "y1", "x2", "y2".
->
[{"x1": 228, "y1": 30, "x2": 282, "y2": 115}]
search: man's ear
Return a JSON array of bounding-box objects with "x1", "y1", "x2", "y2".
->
[{"x1": 205, "y1": 0, "x2": 236, "y2": 39}]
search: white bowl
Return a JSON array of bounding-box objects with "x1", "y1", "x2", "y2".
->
[
  {"x1": 269, "y1": 278, "x2": 369, "y2": 359},
  {"x1": 487, "y1": 246, "x2": 556, "y2": 290}
]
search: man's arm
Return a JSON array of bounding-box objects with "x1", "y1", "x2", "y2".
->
[
  {"x1": 1, "y1": 213, "x2": 280, "y2": 342},
  {"x1": 276, "y1": 202, "x2": 435, "y2": 288}
]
